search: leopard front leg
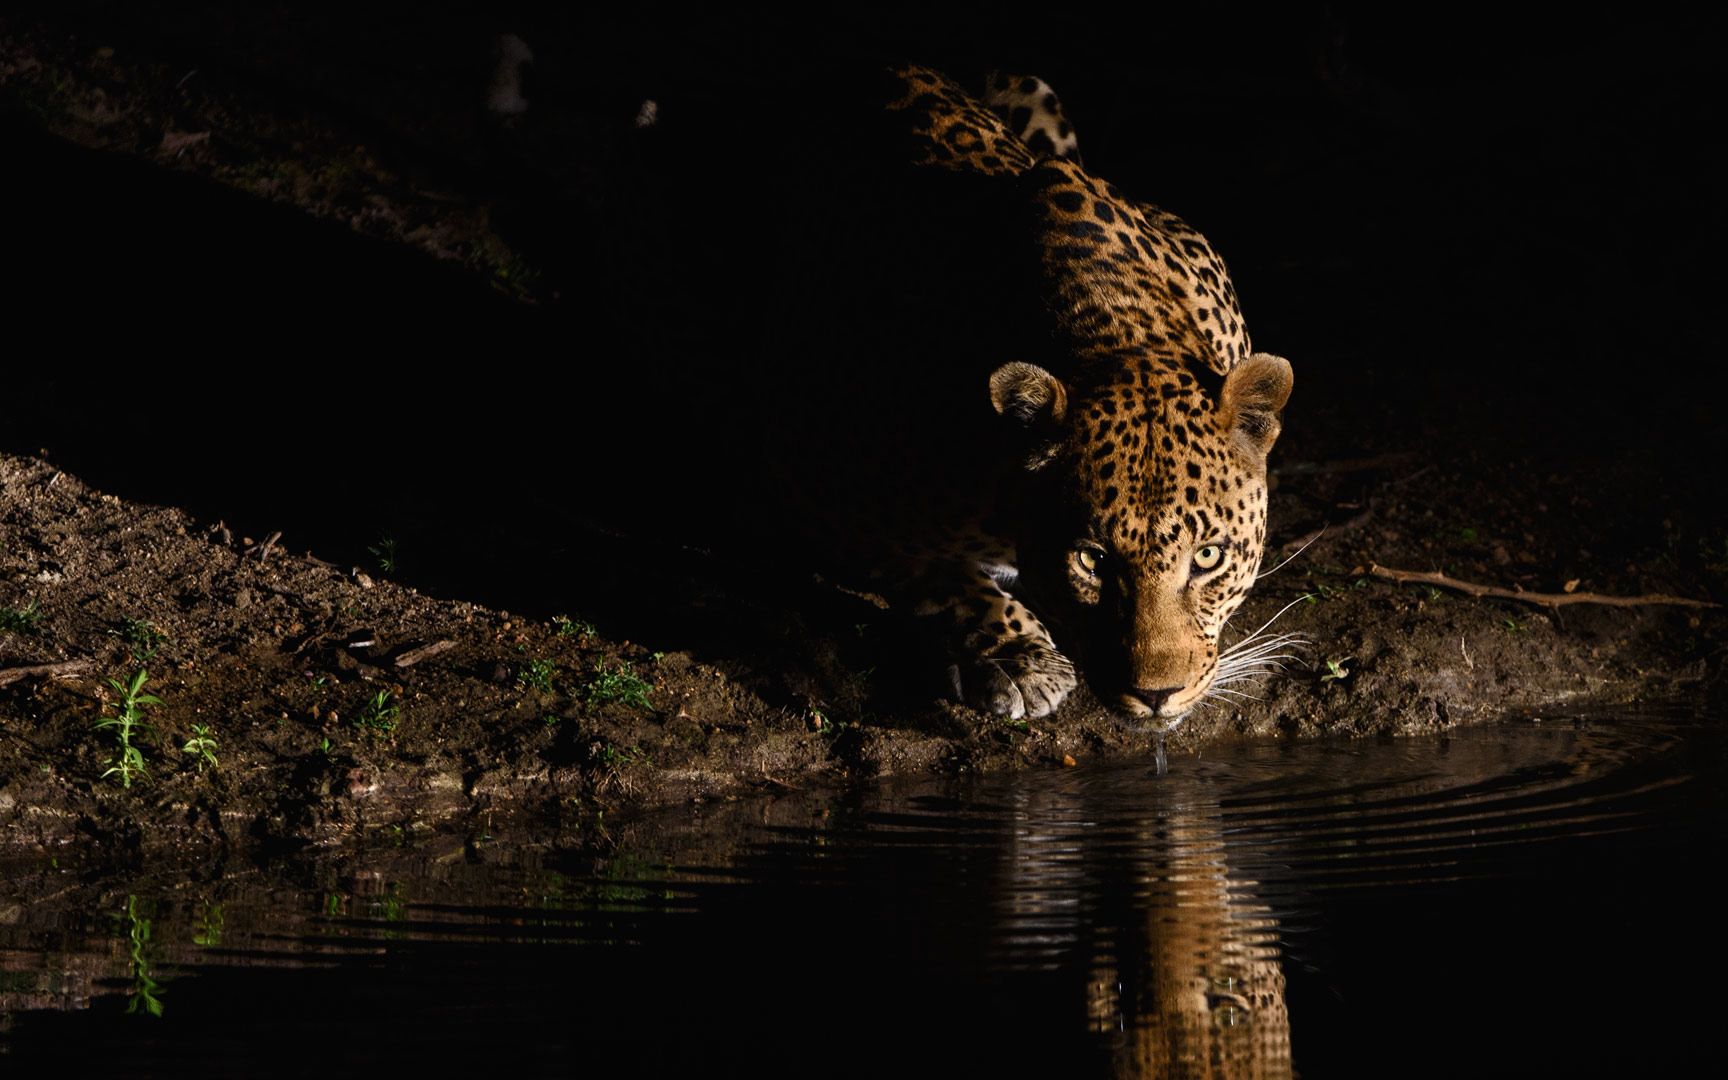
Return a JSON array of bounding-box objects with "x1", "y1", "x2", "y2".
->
[{"x1": 914, "y1": 565, "x2": 1078, "y2": 720}]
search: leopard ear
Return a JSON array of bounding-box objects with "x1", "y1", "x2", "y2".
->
[
  {"x1": 988, "y1": 362, "x2": 1068, "y2": 427},
  {"x1": 1220, "y1": 353, "x2": 1292, "y2": 457}
]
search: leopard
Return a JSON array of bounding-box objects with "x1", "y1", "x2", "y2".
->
[{"x1": 753, "y1": 63, "x2": 1294, "y2": 729}]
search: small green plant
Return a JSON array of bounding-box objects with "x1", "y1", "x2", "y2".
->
[
  {"x1": 353, "y1": 689, "x2": 400, "y2": 735},
  {"x1": 1502, "y1": 617, "x2": 1526, "y2": 633},
  {"x1": 191, "y1": 903, "x2": 225, "y2": 948},
  {"x1": 583, "y1": 662, "x2": 654, "y2": 710},
  {"x1": 1320, "y1": 656, "x2": 1353, "y2": 683},
  {"x1": 374, "y1": 885, "x2": 408, "y2": 924},
  {"x1": 553, "y1": 614, "x2": 596, "y2": 640},
  {"x1": 123, "y1": 895, "x2": 164, "y2": 1017},
  {"x1": 594, "y1": 742, "x2": 646, "y2": 769},
  {"x1": 97, "y1": 670, "x2": 160, "y2": 788},
  {"x1": 1459, "y1": 527, "x2": 1479, "y2": 542},
  {"x1": 319, "y1": 736, "x2": 333, "y2": 756},
  {"x1": 518, "y1": 657, "x2": 558, "y2": 693},
  {"x1": 368, "y1": 535, "x2": 399, "y2": 574},
  {"x1": 542, "y1": 714, "x2": 562, "y2": 728},
  {"x1": 0, "y1": 600, "x2": 43, "y2": 634},
  {"x1": 110, "y1": 616, "x2": 167, "y2": 662},
  {"x1": 811, "y1": 707, "x2": 853, "y2": 738},
  {"x1": 1310, "y1": 579, "x2": 1365, "y2": 601},
  {"x1": 181, "y1": 724, "x2": 219, "y2": 773}
]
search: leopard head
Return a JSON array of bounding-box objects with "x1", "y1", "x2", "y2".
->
[{"x1": 990, "y1": 352, "x2": 1293, "y2": 722}]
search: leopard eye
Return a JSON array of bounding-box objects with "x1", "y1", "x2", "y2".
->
[
  {"x1": 1193, "y1": 544, "x2": 1225, "y2": 573},
  {"x1": 1076, "y1": 548, "x2": 1101, "y2": 576}
]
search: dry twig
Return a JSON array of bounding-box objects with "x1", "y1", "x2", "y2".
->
[
  {"x1": 393, "y1": 639, "x2": 456, "y2": 669},
  {"x1": 1369, "y1": 565, "x2": 1719, "y2": 610},
  {"x1": 254, "y1": 530, "x2": 283, "y2": 562},
  {"x1": 0, "y1": 659, "x2": 92, "y2": 688}
]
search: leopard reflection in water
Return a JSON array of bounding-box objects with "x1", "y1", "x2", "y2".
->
[{"x1": 997, "y1": 779, "x2": 1291, "y2": 1079}]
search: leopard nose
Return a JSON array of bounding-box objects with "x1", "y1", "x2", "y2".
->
[{"x1": 1126, "y1": 686, "x2": 1183, "y2": 714}]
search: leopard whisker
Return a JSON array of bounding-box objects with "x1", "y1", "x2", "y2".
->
[
  {"x1": 1209, "y1": 673, "x2": 1278, "y2": 691},
  {"x1": 1220, "y1": 640, "x2": 1307, "y2": 665},
  {"x1": 1216, "y1": 654, "x2": 1295, "y2": 673},
  {"x1": 1255, "y1": 527, "x2": 1324, "y2": 582},
  {"x1": 1205, "y1": 686, "x2": 1264, "y2": 703},
  {"x1": 1220, "y1": 595, "x2": 1314, "y2": 654},
  {"x1": 1220, "y1": 634, "x2": 1310, "y2": 666},
  {"x1": 1217, "y1": 649, "x2": 1302, "y2": 671},
  {"x1": 1215, "y1": 661, "x2": 1300, "y2": 683}
]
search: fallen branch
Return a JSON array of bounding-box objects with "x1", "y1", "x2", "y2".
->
[
  {"x1": 254, "y1": 530, "x2": 283, "y2": 562},
  {"x1": 1369, "y1": 565, "x2": 1720, "y2": 610},
  {"x1": 393, "y1": 639, "x2": 456, "y2": 669},
  {"x1": 0, "y1": 659, "x2": 93, "y2": 688}
]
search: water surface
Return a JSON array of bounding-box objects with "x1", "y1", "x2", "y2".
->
[{"x1": 2, "y1": 710, "x2": 1721, "y2": 1077}]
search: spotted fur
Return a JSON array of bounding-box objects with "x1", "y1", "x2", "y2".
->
[
  {"x1": 883, "y1": 66, "x2": 1038, "y2": 176},
  {"x1": 799, "y1": 65, "x2": 1292, "y2": 724},
  {"x1": 983, "y1": 72, "x2": 1081, "y2": 162}
]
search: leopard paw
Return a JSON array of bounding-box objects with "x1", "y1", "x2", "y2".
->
[{"x1": 949, "y1": 641, "x2": 1077, "y2": 720}]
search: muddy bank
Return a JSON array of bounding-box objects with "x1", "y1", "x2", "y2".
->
[{"x1": 2, "y1": 450, "x2": 1718, "y2": 854}]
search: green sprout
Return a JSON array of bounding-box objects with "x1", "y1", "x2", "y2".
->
[
  {"x1": 192, "y1": 903, "x2": 225, "y2": 948},
  {"x1": 0, "y1": 600, "x2": 43, "y2": 634},
  {"x1": 553, "y1": 614, "x2": 596, "y2": 640},
  {"x1": 124, "y1": 895, "x2": 164, "y2": 1017},
  {"x1": 1320, "y1": 656, "x2": 1353, "y2": 682},
  {"x1": 594, "y1": 742, "x2": 646, "y2": 769},
  {"x1": 354, "y1": 689, "x2": 400, "y2": 735},
  {"x1": 110, "y1": 617, "x2": 167, "y2": 662},
  {"x1": 97, "y1": 670, "x2": 160, "y2": 788},
  {"x1": 181, "y1": 724, "x2": 219, "y2": 773},
  {"x1": 518, "y1": 657, "x2": 558, "y2": 693},
  {"x1": 368, "y1": 535, "x2": 399, "y2": 574},
  {"x1": 583, "y1": 662, "x2": 654, "y2": 710}
]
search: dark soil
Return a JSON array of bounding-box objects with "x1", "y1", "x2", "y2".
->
[{"x1": 2, "y1": 5, "x2": 1725, "y2": 857}]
